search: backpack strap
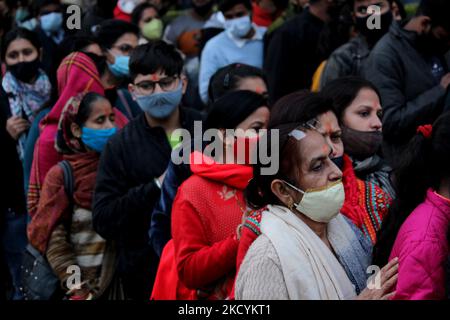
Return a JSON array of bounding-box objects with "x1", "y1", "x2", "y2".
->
[
  {"x1": 58, "y1": 160, "x2": 74, "y2": 230},
  {"x1": 58, "y1": 160, "x2": 74, "y2": 199}
]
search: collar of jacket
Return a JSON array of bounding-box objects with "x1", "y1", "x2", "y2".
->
[
  {"x1": 389, "y1": 19, "x2": 418, "y2": 45},
  {"x1": 427, "y1": 189, "x2": 450, "y2": 222}
]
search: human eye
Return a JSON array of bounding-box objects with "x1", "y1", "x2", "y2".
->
[{"x1": 96, "y1": 116, "x2": 105, "y2": 124}]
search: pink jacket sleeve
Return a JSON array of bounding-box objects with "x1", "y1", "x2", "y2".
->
[{"x1": 392, "y1": 240, "x2": 446, "y2": 300}]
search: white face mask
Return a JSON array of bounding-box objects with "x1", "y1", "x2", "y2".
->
[
  {"x1": 283, "y1": 180, "x2": 345, "y2": 223},
  {"x1": 224, "y1": 15, "x2": 252, "y2": 39}
]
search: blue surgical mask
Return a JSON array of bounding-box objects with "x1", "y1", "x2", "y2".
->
[
  {"x1": 40, "y1": 12, "x2": 63, "y2": 33},
  {"x1": 108, "y1": 55, "x2": 130, "y2": 78},
  {"x1": 81, "y1": 127, "x2": 117, "y2": 153},
  {"x1": 135, "y1": 81, "x2": 183, "y2": 119},
  {"x1": 224, "y1": 15, "x2": 252, "y2": 39}
]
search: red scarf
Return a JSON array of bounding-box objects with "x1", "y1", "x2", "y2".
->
[
  {"x1": 341, "y1": 154, "x2": 368, "y2": 229},
  {"x1": 27, "y1": 152, "x2": 100, "y2": 253},
  {"x1": 252, "y1": 2, "x2": 282, "y2": 27},
  {"x1": 189, "y1": 151, "x2": 253, "y2": 190}
]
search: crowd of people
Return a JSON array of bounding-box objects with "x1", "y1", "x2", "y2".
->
[{"x1": 0, "y1": 0, "x2": 449, "y2": 301}]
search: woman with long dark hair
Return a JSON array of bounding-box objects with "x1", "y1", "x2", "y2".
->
[
  {"x1": 373, "y1": 112, "x2": 450, "y2": 300},
  {"x1": 322, "y1": 76, "x2": 395, "y2": 198}
]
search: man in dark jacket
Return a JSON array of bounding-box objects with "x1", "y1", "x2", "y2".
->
[
  {"x1": 320, "y1": 0, "x2": 396, "y2": 89},
  {"x1": 32, "y1": 0, "x2": 66, "y2": 86},
  {"x1": 93, "y1": 41, "x2": 204, "y2": 300},
  {"x1": 264, "y1": 0, "x2": 338, "y2": 104},
  {"x1": 364, "y1": 0, "x2": 450, "y2": 164}
]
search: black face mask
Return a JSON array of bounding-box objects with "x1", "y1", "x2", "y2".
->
[
  {"x1": 341, "y1": 126, "x2": 383, "y2": 160},
  {"x1": 8, "y1": 59, "x2": 41, "y2": 83},
  {"x1": 331, "y1": 156, "x2": 344, "y2": 170},
  {"x1": 355, "y1": 11, "x2": 393, "y2": 47},
  {"x1": 416, "y1": 31, "x2": 450, "y2": 57},
  {"x1": 193, "y1": 1, "x2": 214, "y2": 17}
]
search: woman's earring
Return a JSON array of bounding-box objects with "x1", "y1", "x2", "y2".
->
[{"x1": 288, "y1": 199, "x2": 295, "y2": 211}]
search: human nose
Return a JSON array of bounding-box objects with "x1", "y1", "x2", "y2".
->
[
  {"x1": 371, "y1": 115, "x2": 382, "y2": 131},
  {"x1": 104, "y1": 117, "x2": 115, "y2": 129},
  {"x1": 328, "y1": 159, "x2": 343, "y2": 182},
  {"x1": 153, "y1": 82, "x2": 163, "y2": 94},
  {"x1": 17, "y1": 53, "x2": 25, "y2": 63}
]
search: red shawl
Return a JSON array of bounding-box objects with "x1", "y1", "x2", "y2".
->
[
  {"x1": 27, "y1": 52, "x2": 128, "y2": 217},
  {"x1": 27, "y1": 152, "x2": 100, "y2": 254}
]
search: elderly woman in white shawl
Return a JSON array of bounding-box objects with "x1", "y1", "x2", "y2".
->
[{"x1": 235, "y1": 121, "x2": 398, "y2": 300}]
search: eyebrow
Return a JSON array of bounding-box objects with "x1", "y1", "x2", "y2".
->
[{"x1": 310, "y1": 147, "x2": 332, "y2": 164}]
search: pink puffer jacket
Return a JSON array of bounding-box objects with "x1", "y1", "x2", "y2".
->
[{"x1": 389, "y1": 189, "x2": 450, "y2": 300}]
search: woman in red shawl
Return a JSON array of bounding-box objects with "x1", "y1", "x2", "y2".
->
[
  {"x1": 28, "y1": 92, "x2": 119, "y2": 300},
  {"x1": 27, "y1": 52, "x2": 128, "y2": 217}
]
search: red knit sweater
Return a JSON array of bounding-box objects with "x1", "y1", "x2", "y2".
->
[{"x1": 171, "y1": 153, "x2": 253, "y2": 299}]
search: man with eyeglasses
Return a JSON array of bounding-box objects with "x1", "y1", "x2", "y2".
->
[
  {"x1": 94, "y1": 19, "x2": 143, "y2": 120},
  {"x1": 198, "y1": 0, "x2": 267, "y2": 105},
  {"x1": 319, "y1": 0, "x2": 396, "y2": 89},
  {"x1": 92, "y1": 41, "x2": 204, "y2": 300}
]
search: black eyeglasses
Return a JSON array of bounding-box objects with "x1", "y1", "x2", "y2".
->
[{"x1": 134, "y1": 76, "x2": 179, "y2": 94}]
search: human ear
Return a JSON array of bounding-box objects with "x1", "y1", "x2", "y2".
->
[{"x1": 71, "y1": 123, "x2": 82, "y2": 138}]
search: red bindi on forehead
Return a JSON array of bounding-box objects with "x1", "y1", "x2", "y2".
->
[
  {"x1": 150, "y1": 74, "x2": 160, "y2": 81},
  {"x1": 255, "y1": 87, "x2": 264, "y2": 94}
]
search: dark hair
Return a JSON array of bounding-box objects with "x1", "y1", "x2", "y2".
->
[
  {"x1": 246, "y1": 91, "x2": 333, "y2": 209},
  {"x1": 218, "y1": 0, "x2": 252, "y2": 13},
  {"x1": 58, "y1": 35, "x2": 98, "y2": 61},
  {"x1": 81, "y1": 51, "x2": 108, "y2": 77},
  {"x1": 348, "y1": 0, "x2": 394, "y2": 8},
  {"x1": 32, "y1": 0, "x2": 60, "y2": 17},
  {"x1": 269, "y1": 90, "x2": 334, "y2": 128},
  {"x1": 1, "y1": 27, "x2": 41, "y2": 60},
  {"x1": 129, "y1": 40, "x2": 184, "y2": 81},
  {"x1": 93, "y1": 19, "x2": 140, "y2": 50},
  {"x1": 317, "y1": 1, "x2": 354, "y2": 58},
  {"x1": 372, "y1": 111, "x2": 450, "y2": 267},
  {"x1": 208, "y1": 63, "x2": 266, "y2": 103},
  {"x1": 131, "y1": 3, "x2": 159, "y2": 26},
  {"x1": 205, "y1": 90, "x2": 267, "y2": 130},
  {"x1": 74, "y1": 92, "x2": 108, "y2": 127},
  {"x1": 321, "y1": 76, "x2": 381, "y2": 123},
  {"x1": 416, "y1": 0, "x2": 450, "y2": 31}
]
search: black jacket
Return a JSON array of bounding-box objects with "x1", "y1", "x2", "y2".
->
[
  {"x1": 92, "y1": 107, "x2": 204, "y2": 300},
  {"x1": 264, "y1": 8, "x2": 325, "y2": 104},
  {"x1": 320, "y1": 35, "x2": 370, "y2": 90},
  {"x1": 0, "y1": 87, "x2": 26, "y2": 216},
  {"x1": 364, "y1": 22, "x2": 449, "y2": 163}
]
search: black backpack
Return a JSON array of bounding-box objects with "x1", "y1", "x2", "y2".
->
[{"x1": 21, "y1": 160, "x2": 74, "y2": 300}]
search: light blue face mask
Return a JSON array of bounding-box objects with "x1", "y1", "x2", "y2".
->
[
  {"x1": 224, "y1": 15, "x2": 252, "y2": 39},
  {"x1": 81, "y1": 127, "x2": 117, "y2": 153},
  {"x1": 40, "y1": 12, "x2": 63, "y2": 33},
  {"x1": 135, "y1": 81, "x2": 183, "y2": 119},
  {"x1": 108, "y1": 55, "x2": 130, "y2": 78}
]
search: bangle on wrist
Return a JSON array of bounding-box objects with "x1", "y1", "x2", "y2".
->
[{"x1": 154, "y1": 177, "x2": 162, "y2": 189}]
